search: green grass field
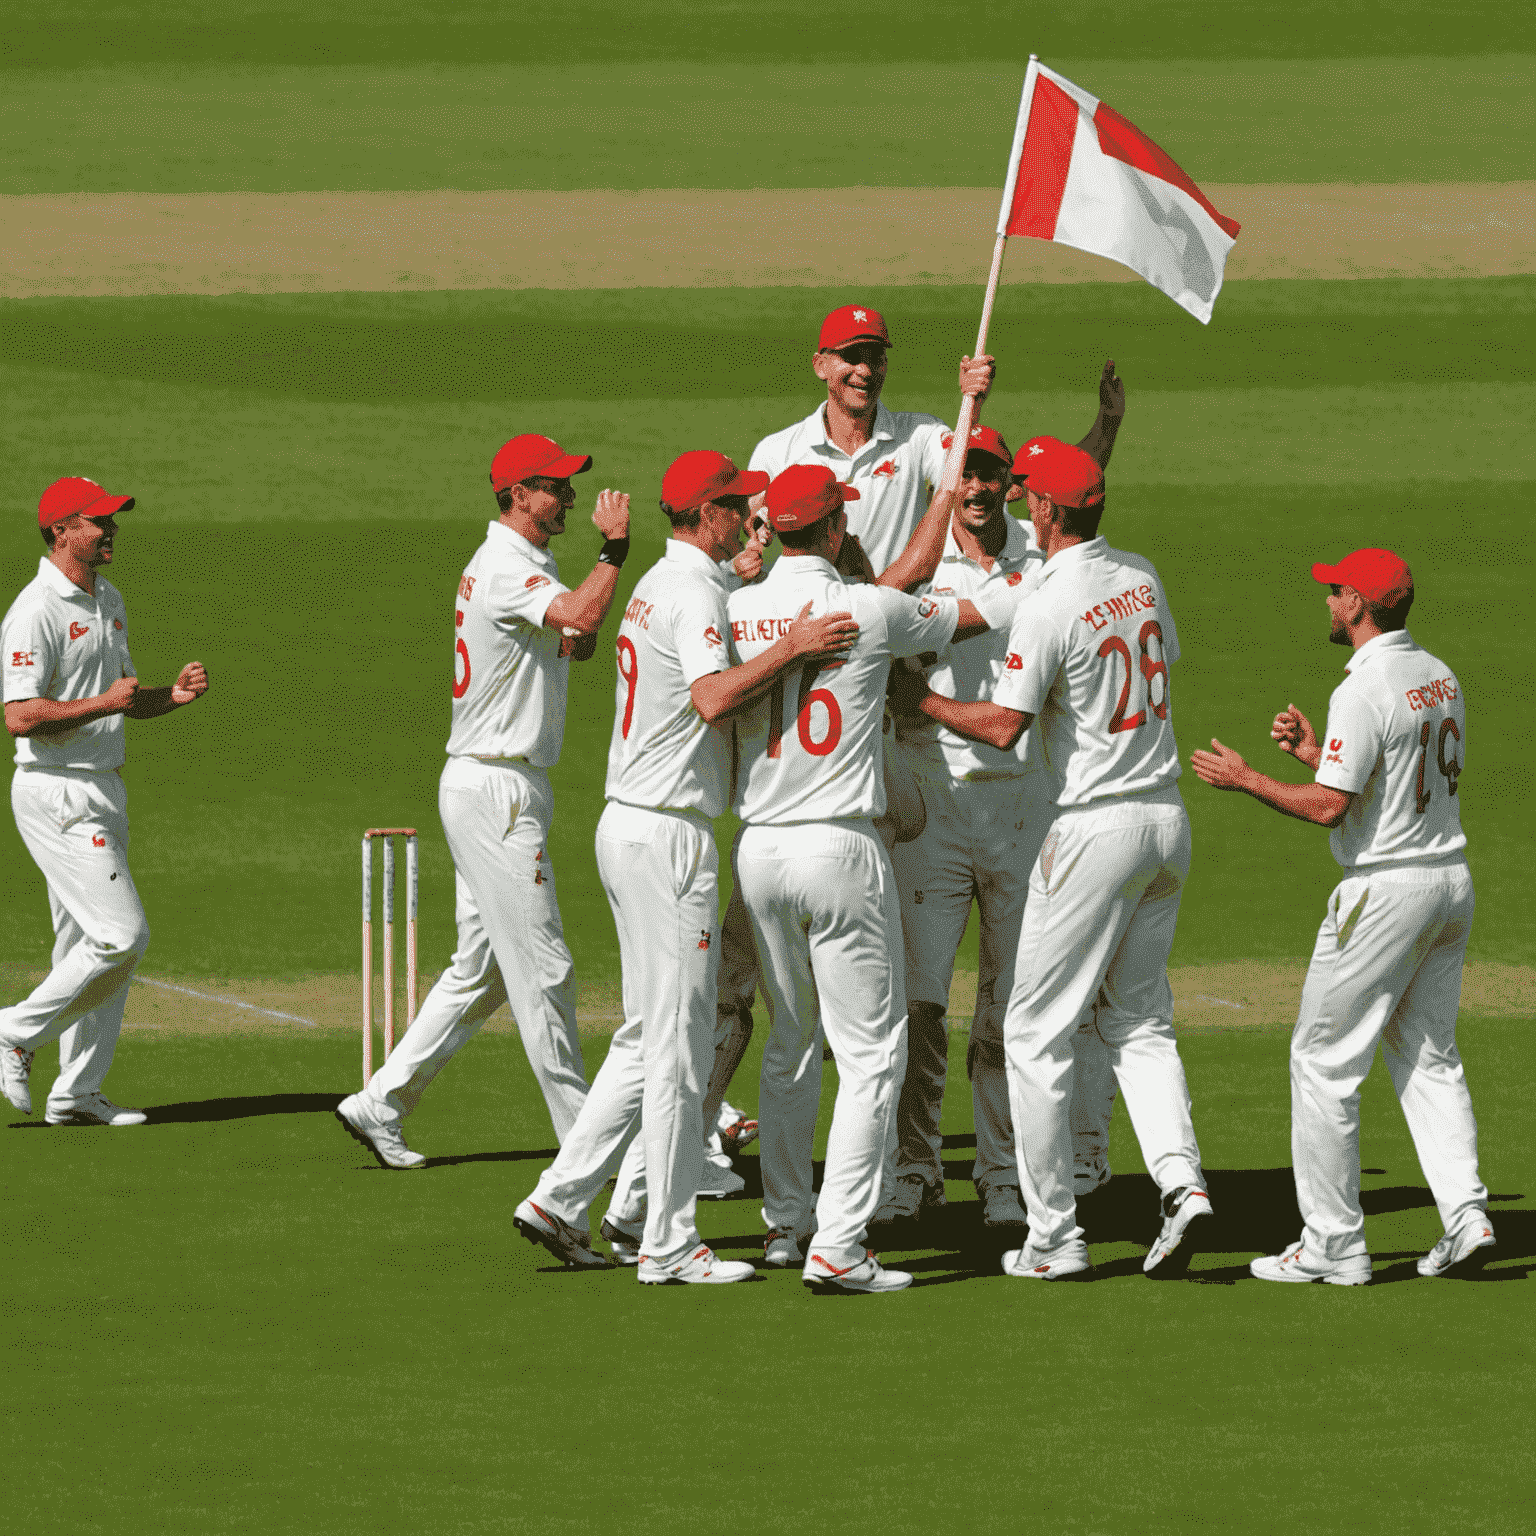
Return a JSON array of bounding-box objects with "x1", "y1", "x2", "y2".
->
[{"x1": 3, "y1": 3, "x2": 1533, "y2": 1531}]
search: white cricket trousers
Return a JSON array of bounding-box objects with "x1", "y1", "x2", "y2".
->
[
  {"x1": 736, "y1": 818, "x2": 907, "y2": 1259},
  {"x1": 1006, "y1": 787, "x2": 1203, "y2": 1251},
  {"x1": 0, "y1": 768, "x2": 150, "y2": 1111},
  {"x1": 529, "y1": 803, "x2": 719, "y2": 1263},
  {"x1": 1291, "y1": 857, "x2": 1483, "y2": 1261},
  {"x1": 360, "y1": 757, "x2": 587, "y2": 1140}
]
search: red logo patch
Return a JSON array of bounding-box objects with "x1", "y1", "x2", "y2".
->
[
  {"x1": 113, "y1": 619, "x2": 123, "y2": 630},
  {"x1": 872, "y1": 459, "x2": 897, "y2": 478},
  {"x1": 1329, "y1": 738, "x2": 1342, "y2": 751},
  {"x1": 697, "y1": 929, "x2": 712, "y2": 951},
  {"x1": 68, "y1": 622, "x2": 89, "y2": 641},
  {"x1": 704, "y1": 625, "x2": 724, "y2": 649},
  {"x1": 1005, "y1": 571, "x2": 1023, "y2": 587},
  {"x1": 525, "y1": 575, "x2": 551, "y2": 591},
  {"x1": 1004, "y1": 652, "x2": 1023, "y2": 670},
  {"x1": 10, "y1": 650, "x2": 34, "y2": 667},
  {"x1": 92, "y1": 835, "x2": 106, "y2": 847}
]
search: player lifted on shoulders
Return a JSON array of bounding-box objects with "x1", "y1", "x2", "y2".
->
[
  {"x1": 335, "y1": 434, "x2": 627, "y2": 1169},
  {"x1": 514, "y1": 451, "x2": 858, "y2": 1280},
  {"x1": 898, "y1": 438, "x2": 1210, "y2": 1281},
  {"x1": 1192, "y1": 549, "x2": 1492, "y2": 1284}
]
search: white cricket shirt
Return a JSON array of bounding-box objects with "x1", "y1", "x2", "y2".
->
[
  {"x1": 445, "y1": 521, "x2": 573, "y2": 768},
  {"x1": 749, "y1": 402, "x2": 950, "y2": 577},
  {"x1": 896, "y1": 514, "x2": 1046, "y2": 781},
  {"x1": 728, "y1": 555, "x2": 958, "y2": 826},
  {"x1": 1314, "y1": 629, "x2": 1468, "y2": 869},
  {"x1": 2, "y1": 558, "x2": 137, "y2": 771},
  {"x1": 992, "y1": 538, "x2": 1182, "y2": 808},
  {"x1": 605, "y1": 540, "x2": 735, "y2": 818}
]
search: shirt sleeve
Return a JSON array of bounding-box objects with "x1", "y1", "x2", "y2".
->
[
  {"x1": 672, "y1": 587, "x2": 732, "y2": 687},
  {"x1": 484, "y1": 565, "x2": 571, "y2": 629},
  {"x1": 1, "y1": 607, "x2": 57, "y2": 702},
  {"x1": 918, "y1": 419, "x2": 951, "y2": 486},
  {"x1": 1314, "y1": 679, "x2": 1383, "y2": 794},
  {"x1": 868, "y1": 587, "x2": 960, "y2": 659},
  {"x1": 992, "y1": 598, "x2": 1066, "y2": 716},
  {"x1": 747, "y1": 430, "x2": 783, "y2": 478},
  {"x1": 970, "y1": 566, "x2": 1042, "y2": 634}
]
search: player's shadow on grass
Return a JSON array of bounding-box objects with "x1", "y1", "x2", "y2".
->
[{"x1": 7, "y1": 1092, "x2": 344, "y2": 1126}]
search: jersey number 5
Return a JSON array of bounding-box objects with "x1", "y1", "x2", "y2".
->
[
  {"x1": 1099, "y1": 620, "x2": 1168, "y2": 734},
  {"x1": 767, "y1": 662, "x2": 842, "y2": 759},
  {"x1": 1414, "y1": 716, "x2": 1461, "y2": 813}
]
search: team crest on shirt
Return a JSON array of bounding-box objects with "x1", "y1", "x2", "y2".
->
[
  {"x1": 68, "y1": 622, "x2": 89, "y2": 640},
  {"x1": 1005, "y1": 572, "x2": 1024, "y2": 587},
  {"x1": 1324, "y1": 738, "x2": 1344, "y2": 766},
  {"x1": 1004, "y1": 652, "x2": 1023, "y2": 670},
  {"x1": 704, "y1": 625, "x2": 724, "y2": 649},
  {"x1": 872, "y1": 460, "x2": 897, "y2": 478},
  {"x1": 525, "y1": 575, "x2": 551, "y2": 591}
]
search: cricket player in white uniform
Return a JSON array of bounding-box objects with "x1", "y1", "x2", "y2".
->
[
  {"x1": 0, "y1": 477, "x2": 209, "y2": 1125},
  {"x1": 728, "y1": 464, "x2": 994, "y2": 1293},
  {"x1": 901, "y1": 438, "x2": 1210, "y2": 1280},
  {"x1": 335, "y1": 434, "x2": 630, "y2": 1169},
  {"x1": 513, "y1": 450, "x2": 858, "y2": 1281},
  {"x1": 1192, "y1": 548, "x2": 1492, "y2": 1283}
]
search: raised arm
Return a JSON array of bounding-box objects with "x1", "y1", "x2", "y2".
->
[
  {"x1": 876, "y1": 484, "x2": 958, "y2": 593},
  {"x1": 1076, "y1": 358, "x2": 1126, "y2": 470},
  {"x1": 1189, "y1": 738, "x2": 1352, "y2": 827},
  {"x1": 690, "y1": 604, "x2": 860, "y2": 725},
  {"x1": 544, "y1": 490, "x2": 631, "y2": 638}
]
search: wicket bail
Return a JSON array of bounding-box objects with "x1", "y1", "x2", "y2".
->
[{"x1": 362, "y1": 829, "x2": 419, "y2": 1086}]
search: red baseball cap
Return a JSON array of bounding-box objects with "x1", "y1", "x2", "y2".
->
[
  {"x1": 764, "y1": 464, "x2": 860, "y2": 533},
  {"x1": 489, "y1": 433, "x2": 592, "y2": 492},
  {"x1": 661, "y1": 450, "x2": 769, "y2": 513},
  {"x1": 818, "y1": 304, "x2": 892, "y2": 352},
  {"x1": 38, "y1": 477, "x2": 135, "y2": 531},
  {"x1": 1011, "y1": 436, "x2": 1104, "y2": 509},
  {"x1": 1312, "y1": 548, "x2": 1414, "y2": 606},
  {"x1": 942, "y1": 424, "x2": 1013, "y2": 471}
]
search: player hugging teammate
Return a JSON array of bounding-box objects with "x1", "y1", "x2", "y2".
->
[{"x1": 319, "y1": 299, "x2": 1495, "y2": 1290}]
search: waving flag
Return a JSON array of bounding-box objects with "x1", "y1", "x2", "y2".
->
[{"x1": 998, "y1": 61, "x2": 1240, "y2": 323}]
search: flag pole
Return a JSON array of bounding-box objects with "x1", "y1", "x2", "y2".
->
[{"x1": 935, "y1": 55, "x2": 1040, "y2": 499}]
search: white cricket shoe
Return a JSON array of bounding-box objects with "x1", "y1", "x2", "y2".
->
[
  {"x1": 513, "y1": 1198, "x2": 608, "y2": 1269},
  {"x1": 872, "y1": 1171, "x2": 945, "y2": 1225},
  {"x1": 763, "y1": 1226, "x2": 807, "y2": 1267},
  {"x1": 697, "y1": 1158, "x2": 746, "y2": 1200},
  {"x1": 1143, "y1": 1186, "x2": 1213, "y2": 1276},
  {"x1": 803, "y1": 1250, "x2": 913, "y2": 1293},
  {"x1": 1418, "y1": 1215, "x2": 1497, "y2": 1278},
  {"x1": 979, "y1": 1181, "x2": 1027, "y2": 1228},
  {"x1": 1250, "y1": 1239, "x2": 1371, "y2": 1286},
  {"x1": 45, "y1": 1093, "x2": 147, "y2": 1127},
  {"x1": 2, "y1": 1046, "x2": 36, "y2": 1115},
  {"x1": 334, "y1": 1093, "x2": 425, "y2": 1169},
  {"x1": 599, "y1": 1215, "x2": 643, "y2": 1267},
  {"x1": 717, "y1": 1101, "x2": 759, "y2": 1156},
  {"x1": 1001, "y1": 1237, "x2": 1093, "y2": 1280},
  {"x1": 638, "y1": 1245, "x2": 756, "y2": 1284}
]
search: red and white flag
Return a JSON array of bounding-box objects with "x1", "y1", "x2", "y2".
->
[{"x1": 997, "y1": 62, "x2": 1240, "y2": 323}]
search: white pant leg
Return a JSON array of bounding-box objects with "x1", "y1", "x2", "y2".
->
[
  {"x1": 0, "y1": 773, "x2": 148, "y2": 1108},
  {"x1": 890, "y1": 763, "x2": 971, "y2": 1185},
  {"x1": 1379, "y1": 867, "x2": 1484, "y2": 1239},
  {"x1": 1005, "y1": 794, "x2": 1190, "y2": 1250},
  {"x1": 1292, "y1": 861, "x2": 1480, "y2": 1260},
  {"x1": 737, "y1": 834, "x2": 824, "y2": 1239},
  {"x1": 699, "y1": 873, "x2": 759, "y2": 1138},
  {"x1": 966, "y1": 772, "x2": 1043, "y2": 1189},
  {"x1": 363, "y1": 759, "x2": 587, "y2": 1139},
  {"x1": 1068, "y1": 1015, "x2": 1117, "y2": 1170},
  {"x1": 1090, "y1": 810, "x2": 1202, "y2": 1197},
  {"x1": 535, "y1": 806, "x2": 718, "y2": 1262},
  {"x1": 739, "y1": 820, "x2": 908, "y2": 1259}
]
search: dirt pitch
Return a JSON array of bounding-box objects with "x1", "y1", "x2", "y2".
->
[
  {"x1": 2, "y1": 183, "x2": 1531, "y2": 298},
  {"x1": 2, "y1": 960, "x2": 1527, "y2": 1043}
]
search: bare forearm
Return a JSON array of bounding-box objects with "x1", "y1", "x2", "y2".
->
[
  {"x1": 917, "y1": 692, "x2": 1029, "y2": 751},
  {"x1": 691, "y1": 637, "x2": 807, "y2": 724},
  {"x1": 5, "y1": 694, "x2": 122, "y2": 737},
  {"x1": 125, "y1": 686, "x2": 181, "y2": 719},
  {"x1": 546, "y1": 562, "x2": 621, "y2": 638},
  {"x1": 1077, "y1": 407, "x2": 1122, "y2": 471},
  {"x1": 878, "y1": 487, "x2": 956, "y2": 591},
  {"x1": 1234, "y1": 767, "x2": 1350, "y2": 827}
]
